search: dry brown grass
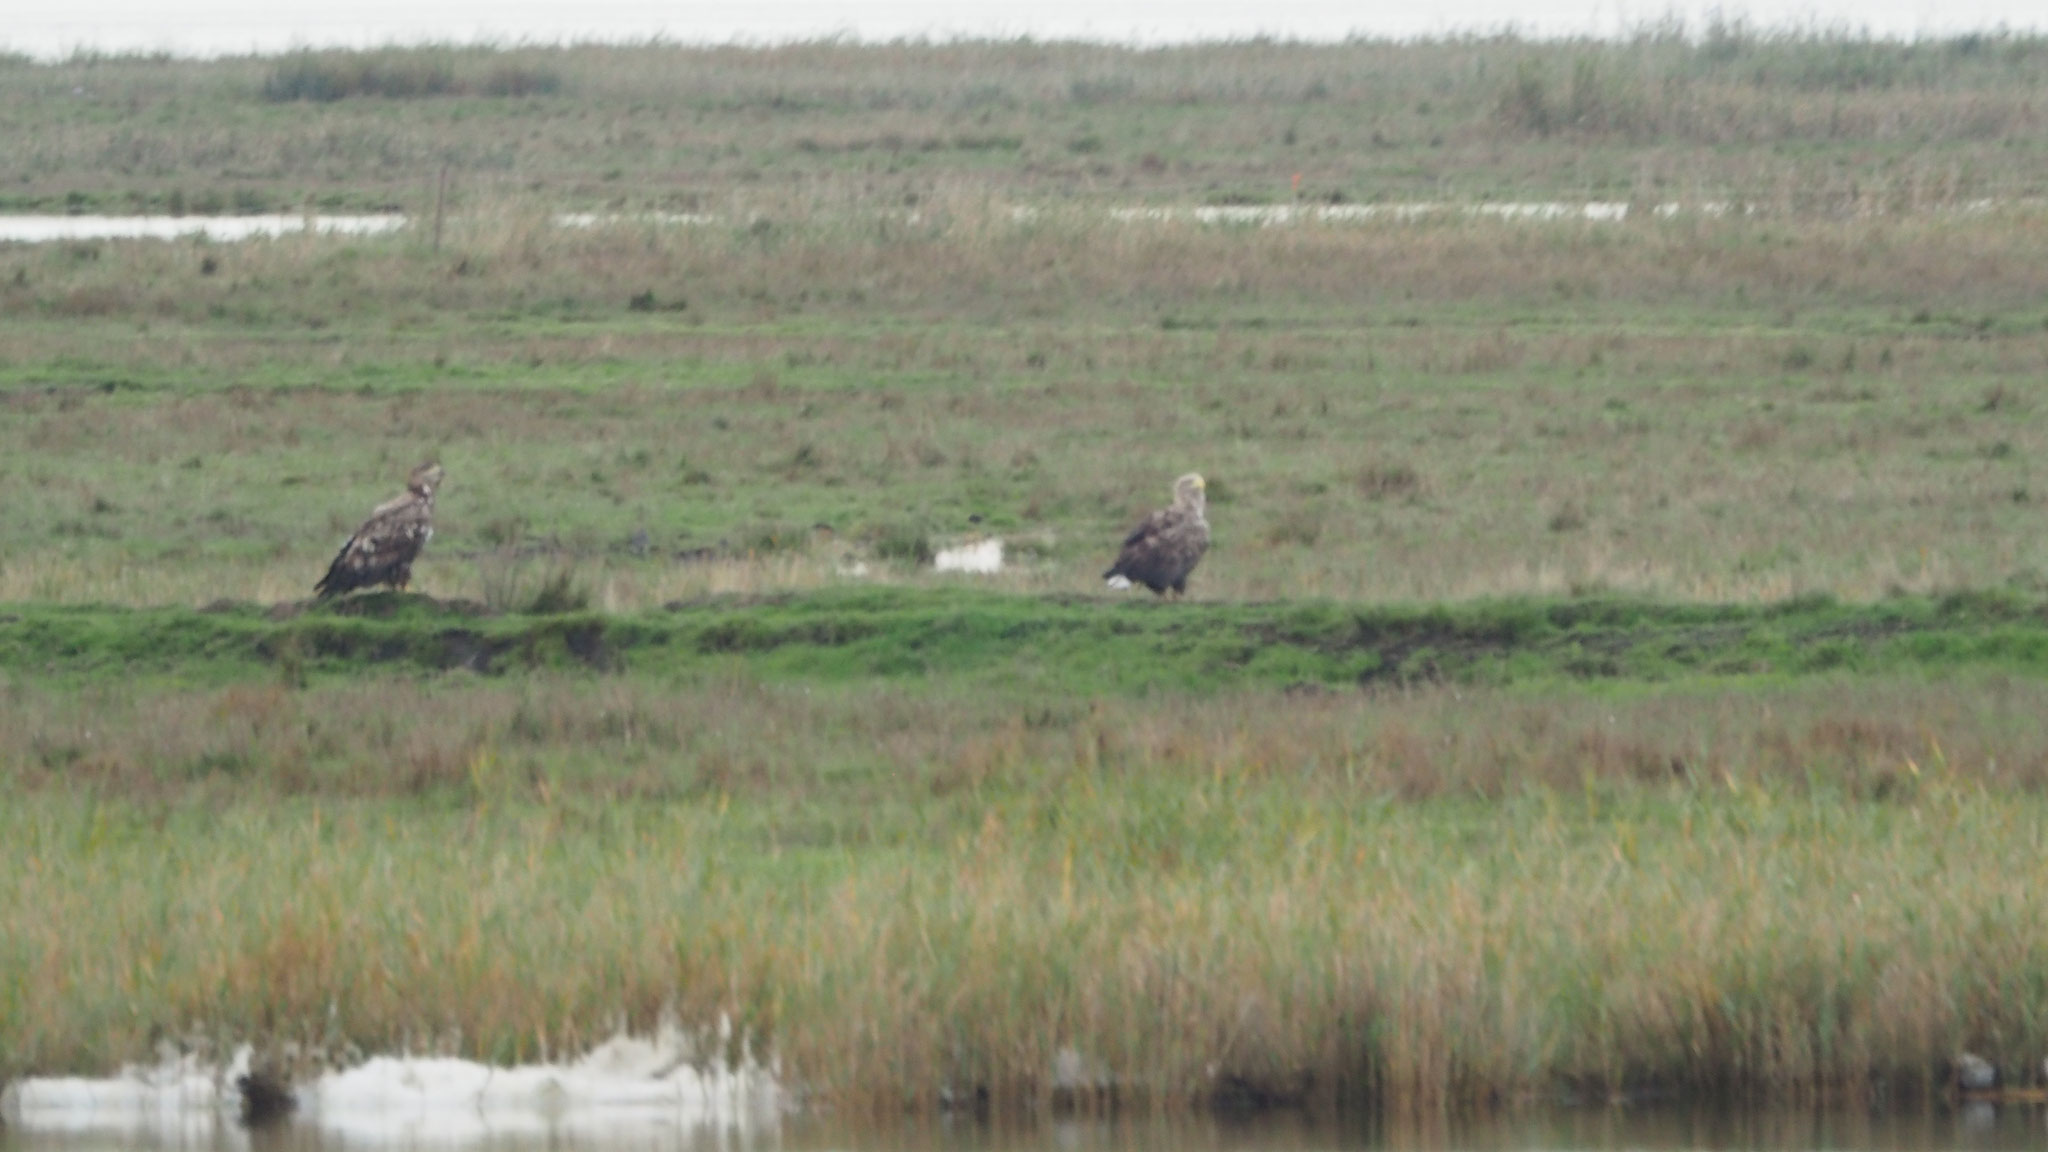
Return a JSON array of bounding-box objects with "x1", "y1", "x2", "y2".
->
[{"x1": 9, "y1": 672, "x2": 2048, "y2": 804}]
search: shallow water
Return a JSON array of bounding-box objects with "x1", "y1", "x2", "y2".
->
[
  {"x1": 0, "y1": 200, "x2": 2028, "y2": 246},
  {"x1": 4, "y1": 1037, "x2": 2042, "y2": 1151},
  {"x1": 6, "y1": 1089, "x2": 2046, "y2": 1152},
  {"x1": 2, "y1": 1037, "x2": 777, "y2": 1152},
  {"x1": 0, "y1": 214, "x2": 407, "y2": 243}
]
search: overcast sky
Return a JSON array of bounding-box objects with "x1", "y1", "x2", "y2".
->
[{"x1": 10, "y1": 0, "x2": 2046, "y2": 60}]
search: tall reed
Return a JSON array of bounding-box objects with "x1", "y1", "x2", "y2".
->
[
  {"x1": 7, "y1": 764, "x2": 2044, "y2": 1110},
  {"x1": 7, "y1": 674, "x2": 2048, "y2": 1108}
]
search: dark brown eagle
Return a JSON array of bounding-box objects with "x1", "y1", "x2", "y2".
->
[
  {"x1": 1103, "y1": 472, "x2": 1210, "y2": 597},
  {"x1": 314, "y1": 462, "x2": 444, "y2": 598}
]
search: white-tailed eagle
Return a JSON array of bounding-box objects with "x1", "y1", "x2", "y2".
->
[
  {"x1": 315, "y1": 462, "x2": 443, "y2": 598},
  {"x1": 1103, "y1": 472, "x2": 1209, "y2": 598}
]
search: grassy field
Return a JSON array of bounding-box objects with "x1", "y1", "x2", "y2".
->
[
  {"x1": 9, "y1": 34, "x2": 2048, "y2": 215},
  {"x1": 5, "y1": 206, "x2": 2048, "y2": 608},
  {"x1": 6, "y1": 37, "x2": 2048, "y2": 1118}
]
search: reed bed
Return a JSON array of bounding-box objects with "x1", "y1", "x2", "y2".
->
[{"x1": 7, "y1": 673, "x2": 2048, "y2": 1110}]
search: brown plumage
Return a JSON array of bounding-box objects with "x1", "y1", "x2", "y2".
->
[
  {"x1": 314, "y1": 462, "x2": 443, "y2": 598},
  {"x1": 1103, "y1": 472, "x2": 1210, "y2": 597}
]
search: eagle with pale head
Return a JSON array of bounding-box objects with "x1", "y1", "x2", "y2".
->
[
  {"x1": 1103, "y1": 472, "x2": 1210, "y2": 598},
  {"x1": 314, "y1": 462, "x2": 444, "y2": 598}
]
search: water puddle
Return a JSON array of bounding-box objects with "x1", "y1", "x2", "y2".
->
[
  {"x1": 933, "y1": 537, "x2": 1003, "y2": 574},
  {"x1": 1109, "y1": 201, "x2": 1630, "y2": 224},
  {"x1": 1096, "y1": 198, "x2": 2037, "y2": 224},
  {"x1": 3, "y1": 199, "x2": 2032, "y2": 246},
  {"x1": 6, "y1": 1062, "x2": 2041, "y2": 1152},
  {"x1": 556, "y1": 211, "x2": 718, "y2": 228},
  {"x1": 0, "y1": 214, "x2": 408, "y2": 243}
]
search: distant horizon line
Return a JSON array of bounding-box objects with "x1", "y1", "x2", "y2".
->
[{"x1": 9, "y1": 17, "x2": 2048, "y2": 64}]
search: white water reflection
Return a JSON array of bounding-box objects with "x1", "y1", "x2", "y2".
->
[
  {"x1": 2, "y1": 1048, "x2": 235, "y2": 1148},
  {"x1": 0, "y1": 214, "x2": 407, "y2": 243},
  {"x1": 934, "y1": 537, "x2": 1004, "y2": 574},
  {"x1": 1, "y1": 1027, "x2": 780, "y2": 1152}
]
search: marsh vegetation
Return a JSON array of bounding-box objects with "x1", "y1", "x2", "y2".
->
[{"x1": 5, "y1": 35, "x2": 2048, "y2": 1118}]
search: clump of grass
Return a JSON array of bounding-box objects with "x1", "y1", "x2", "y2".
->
[
  {"x1": 479, "y1": 60, "x2": 563, "y2": 98},
  {"x1": 1354, "y1": 462, "x2": 1423, "y2": 501},
  {"x1": 474, "y1": 549, "x2": 528, "y2": 614},
  {"x1": 258, "y1": 47, "x2": 565, "y2": 103},
  {"x1": 1493, "y1": 54, "x2": 1649, "y2": 139},
  {"x1": 261, "y1": 49, "x2": 461, "y2": 102},
  {"x1": 867, "y1": 521, "x2": 935, "y2": 567},
  {"x1": 1547, "y1": 501, "x2": 1588, "y2": 532},
  {"x1": 522, "y1": 565, "x2": 590, "y2": 614}
]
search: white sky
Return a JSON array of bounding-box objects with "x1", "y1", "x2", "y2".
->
[{"x1": 8, "y1": 0, "x2": 2045, "y2": 60}]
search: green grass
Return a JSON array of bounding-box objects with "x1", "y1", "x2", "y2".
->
[
  {"x1": 4, "y1": 211, "x2": 2048, "y2": 611},
  {"x1": 5, "y1": 589, "x2": 2048, "y2": 692}
]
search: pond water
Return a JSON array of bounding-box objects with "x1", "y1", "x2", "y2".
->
[
  {"x1": 5, "y1": 1040, "x2": 2044, "y2": 1152},
  {"x1": 1, "y1": 1039, "x2": 775, "y2": 1152},
  {"x1": 5, "y1": 1091, "x2": 2044, "y2": 1152},
  {"x1": 0, "y1": 215, "x2": 408, "y2": 243},
  {"x1": 0, "y1": 201, "x2": 2026, "y2": 246}
]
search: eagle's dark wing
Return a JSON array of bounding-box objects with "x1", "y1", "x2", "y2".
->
[
  {"x1": 1104, "y1": 506, "x2": 1210, "y2": 594},
  {"x1": 314, "y1": 493, "x2": 434, "y2": 598}
]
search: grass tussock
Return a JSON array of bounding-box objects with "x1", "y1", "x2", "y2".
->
[{"x1": 260, "y1": 48, "x2": 564, "y2": 102}]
